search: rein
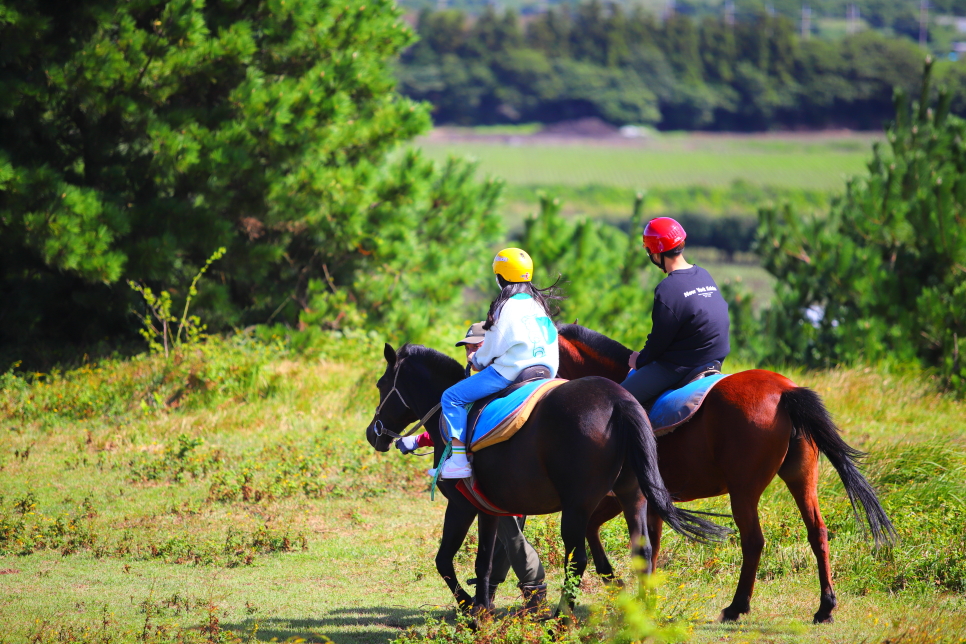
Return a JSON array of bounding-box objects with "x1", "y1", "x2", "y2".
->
[{"x1": 371, "y1": 358, "x2": 441, "y2": 450}]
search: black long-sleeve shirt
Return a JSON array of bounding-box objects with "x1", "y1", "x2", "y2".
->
[{"x1": 636, "y1": 265, "x2": 730, "y2": 373}]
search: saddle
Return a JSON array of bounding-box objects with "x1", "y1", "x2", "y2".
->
[
  {"x1": 464, "y1": 365, "x2": 553, "y2": 448},
  {"x1": 678, "y1": 360, "x2": 724, "y2": 388},
  {"x1": 649, "y1": 361, "x2": 729, "y2": 436}
]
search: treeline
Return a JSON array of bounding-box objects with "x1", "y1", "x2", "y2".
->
[
  {"x1": 397, "y1": 1, "x2": 934, "y2": 130},
  {"x1": 400, "y1": 0, "x2": 966, "y2": 42}
]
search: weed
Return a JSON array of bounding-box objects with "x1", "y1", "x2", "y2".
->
[{"x1": 128, "y1": 247, "x2": 227, "y2": 358}]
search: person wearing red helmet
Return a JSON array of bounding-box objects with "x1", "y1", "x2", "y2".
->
[{"x1": 622, "y1": 217, "x2": 731, "y2": 405}]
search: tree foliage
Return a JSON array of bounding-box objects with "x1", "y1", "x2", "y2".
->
[
  {"x1": 0, "y1": 0, "x2": 502, "y2": 361},
  {"x1": 758, "y1": 59, "x2": 966, "y2": 392},
  {"x1": 397, "y1": 3, "x2": 931, "y2": 130}
]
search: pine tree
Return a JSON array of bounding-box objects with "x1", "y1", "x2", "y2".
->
[
  {"x1": 0, "y1": 0, "x2": 502, "y2": 355},
  {"x1": 758, "y1": 58, "x2": 966, "y2": 392}
]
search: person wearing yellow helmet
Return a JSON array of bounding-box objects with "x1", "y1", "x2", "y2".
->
[{"x1": 437, "y1": 248, "x2": 563, "y2": 479}]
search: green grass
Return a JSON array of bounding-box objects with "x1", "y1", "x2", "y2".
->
[
  {"x1": 418, "y1": 134, "x2": 881, "y2": 191},
  {"x1": 2, "y1": 334, "x2": 965, "y2": 643}
]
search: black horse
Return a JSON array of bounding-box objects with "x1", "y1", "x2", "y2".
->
[{"x1": 365, "y1": 343, "x2": 730, "y2": 614}]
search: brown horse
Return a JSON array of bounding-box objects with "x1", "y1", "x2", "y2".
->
[{"x1": 555, "y1": 324, "x2": 895, "y2": 624}]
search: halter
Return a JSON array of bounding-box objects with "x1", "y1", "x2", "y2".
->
[{"x1": 371, "y1": 358, "x2": 441, "y2": 442}]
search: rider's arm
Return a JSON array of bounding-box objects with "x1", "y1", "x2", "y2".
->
[
  {"x1": 415, "y1": 432, "x2": 434, "y2": 447},
  {"x1": 636, "y1": 299, "x2": 681, "y2": 369},
  {"x1": 471, "y1": 324, "x2": 508, "y2": 370}
]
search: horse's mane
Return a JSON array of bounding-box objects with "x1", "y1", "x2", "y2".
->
[
  {"x1": 556, "y1": 323, "x2": 632, "y2": 364},
  {"x1": 397, "y1": 343, "x2": 465, "y2": 381}
]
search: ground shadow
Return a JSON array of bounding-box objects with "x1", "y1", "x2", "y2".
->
[
  {"x1": 221, "y1": 604, "x2": 451, "y2": 644},
  {"x1": 221, "y1": 601, "x2": 592, "y2": 643}
]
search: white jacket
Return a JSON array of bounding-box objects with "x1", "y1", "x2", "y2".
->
[{"x1": 471, "y1": 294, "x2": 559, "y2": 380}]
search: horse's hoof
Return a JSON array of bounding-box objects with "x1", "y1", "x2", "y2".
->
[
  {"x1": 717, "y1": 608, "x2": 742, "y2": 623},
  {"x1": 813, "y1": 612, "x2": 834, "y2": 625}
]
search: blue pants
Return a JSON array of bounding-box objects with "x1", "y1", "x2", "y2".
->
[
  {"x1": 442, "y1": 366, "x2": 512, "y2": 442},
  {"x1": 621, "y1": 361, "x2": 683, "y2": 407}
]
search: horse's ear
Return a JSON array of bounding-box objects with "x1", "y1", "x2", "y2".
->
[{"x1": 384, "y1": 343, "x2": 396, "y2": 367}]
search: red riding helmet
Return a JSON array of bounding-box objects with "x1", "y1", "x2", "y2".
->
[{"x1": 643, "y1": 217, "x2": 687, "y2": 254}]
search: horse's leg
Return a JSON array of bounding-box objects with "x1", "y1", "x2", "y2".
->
[
  {"x1": 586, "y1": 494, "x2": 622, "y2": 582},
  {"x1": 720, "y1": 489, "x2": 765, "y2": 622},
  {"x1": 473, "y1": 511, "x2": 500, "y2": 613},
  {"x1": 558, "y1": 506, "x2": 592, "y2": 615},
  {"x1": 645, "y1": 508, "x2": 664, "y2": 572},
  {"x1": 436, "y1": 500, "x2": 478, "y2": 611},
  {"x1": 614, "y1": 485, "x2": 652, "y2": 576},
  {"x1": 779, "y1": 437, "x2": 837, "y2": 624}
]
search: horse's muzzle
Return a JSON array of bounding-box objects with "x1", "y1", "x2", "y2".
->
[{"x1": 366, "y1": 422, "x2": 392, "y2": 452}]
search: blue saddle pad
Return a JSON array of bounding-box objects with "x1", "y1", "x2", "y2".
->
[
  {"x1": 649, "y1": 374, "x2": 729, "y2": 432},
  {"x1": 473, "y1": 379, "x2": 548, "y2": 444}
]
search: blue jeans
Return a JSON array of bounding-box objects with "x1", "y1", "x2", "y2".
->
[
  {"x1": 621, "y1": 361, "x2": 683, "y2": 407},
  {"x1": 441, "y1": 366, "x2": 512, "y2": 442}
]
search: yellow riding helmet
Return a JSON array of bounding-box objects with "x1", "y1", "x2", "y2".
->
[{"x1": 492, "y1": 248, "x2": 533, "y2": 283}]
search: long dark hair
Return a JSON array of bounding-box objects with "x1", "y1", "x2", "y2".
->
[{"x1": 483, "y1": 275, "x2": 565, "y2": 330}]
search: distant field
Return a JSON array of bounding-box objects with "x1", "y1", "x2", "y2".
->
[{"x1": 418, "y1": 132, "x2": 881, "y2": 191}]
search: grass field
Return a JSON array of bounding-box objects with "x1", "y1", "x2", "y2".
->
[
  {"x1": 417, "y1": 133, "x2": 881, "y2": 191},
  {"x1": 2, "y1": 334, "x2": 965, "y2": 643}
]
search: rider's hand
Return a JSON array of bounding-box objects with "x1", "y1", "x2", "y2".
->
[
  {"x1": 395, "y1": 435, "x2": 419, "y2": 455},
  {"x1": 628, "y1": 351, "x2": 639, "y2": 370}
]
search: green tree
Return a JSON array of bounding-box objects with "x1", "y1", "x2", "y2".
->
[
  {"x1": 758, "y1": 59, "x2": 966, "y2": 392},
  {"x1": 0, "y1": 0, "x2": 502, "y2": 360},
  {"x1": 525, "y1": 6, "x2": 572, "y2": 59}
]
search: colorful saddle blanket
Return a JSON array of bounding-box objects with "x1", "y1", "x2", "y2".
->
[
  {"x1": 650, "y1": 373, "x2": 730, "y2": 436},
  {"x1": 468, "y1": 378, "x2": 567, "y2": 452}
]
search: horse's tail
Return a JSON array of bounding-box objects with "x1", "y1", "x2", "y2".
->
[
  {"x1": 781, "y1": 387, "x2": 897, "y2": 546},
  {"x1": 616, "y1": 399, "x2": 732, "y2": 544}
]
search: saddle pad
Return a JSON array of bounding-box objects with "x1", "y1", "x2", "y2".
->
[
  {"x1": 469, "y1": 379, "x2": 567, "y2": 452},
  {"x1": 650, "y1": 373, "x2": 730, "y2": 436}
]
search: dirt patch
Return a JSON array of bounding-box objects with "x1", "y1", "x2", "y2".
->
[
  {"x1": 0, "y1": 569, "x2": 20, "y2": 575},
  {"x1": 540, "y1": 117, "x2": 619, "y2": 137},
  {"x1": 421, "y1": 122, "x2": 882, "y2": 148}
]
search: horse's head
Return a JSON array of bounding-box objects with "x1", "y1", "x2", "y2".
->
[
  {"x1": 366, "y1": 343, "x2": 420, "y2": 452},
  {"x1": 365, "y1": 342, "x2": 465, "y2": 452}
]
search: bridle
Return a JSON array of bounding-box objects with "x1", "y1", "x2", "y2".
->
[{"x1": 371, "y1": 358, "x2": 441, "y2": 442}]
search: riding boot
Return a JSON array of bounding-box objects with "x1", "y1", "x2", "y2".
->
[{"x1": 518, "y1": 581, "x2": 549, "y2": 619}]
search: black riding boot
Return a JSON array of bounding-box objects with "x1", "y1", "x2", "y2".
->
[{"x1": 518, "y1": 581, "x2": 549, "y2": 618}]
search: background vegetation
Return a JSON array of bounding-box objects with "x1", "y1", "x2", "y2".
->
[{"x1": 398, "y1": 3, "x2": 944, "y2": 130}]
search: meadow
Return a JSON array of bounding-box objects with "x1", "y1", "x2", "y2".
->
[
  {"x1": 417, "y1": 132, "x2": 880, "y2": 192},
  {"x1": 2, "y1": 331, "x2": 965, "y2": 643}
]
